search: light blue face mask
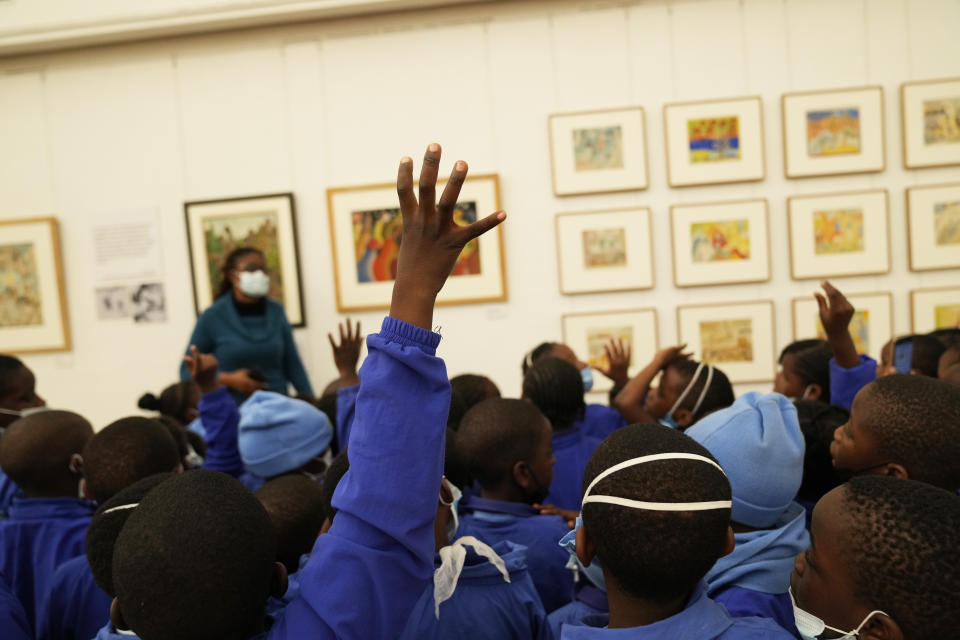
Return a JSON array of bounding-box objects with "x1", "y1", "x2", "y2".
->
[
  {"x1": 559, "y1": 515, "x2": 607, "y2": 591},
  {"x1": 658, "y1": 414, "x2": 681, "y2": 430},
  {"x1": 580, "y1": 367, "x2": 594, "y2": 393}
]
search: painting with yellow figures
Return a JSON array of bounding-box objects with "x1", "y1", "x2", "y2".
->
[
  {"x1": 699, "y1": 318, "x2": 753, "y2": 363},
  {"x1": 813, "y1": 209, "x2": 864, "y2": 255},
  {"x1": 934, "y1": 201, "x2": 960, "y2": 246},
  {"x1": 586, "y1": 326, "x2": 634, "y2": 371},
  {"x1": 690, "y1": 219, "x2": 750, "y2": 263},
  {"x1": 806, "y1": 108, "x2": 861, "y2": 156},
  {"x1": 924, "y1": 97, "x2": 960, "y2": 145},
  {"x1": 817, "y1": 310, "x2": 869, "y2": 355},
  {"x1": 935, "y1": 304, "x2": 960, "y2": 329},
  {"x1": 687, "y1": 117, "x2": 741, "y2": 163}
]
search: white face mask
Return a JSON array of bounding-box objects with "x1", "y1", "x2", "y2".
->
[
  {"x1": 0, "y1": 406, "x2": 50, "y2": 420},
  {"x1": 663, "y1": 363, "x2": 714, "y2": 428},
  {"x1": 790, "y1": 587, "x2": 889, "y2": 640},
  {"x1": 237, "y1": 270, "x2": 270, "y2": 298},
  {"x1": 439, "y1": 478, "x2": 462, "y2": 543}
]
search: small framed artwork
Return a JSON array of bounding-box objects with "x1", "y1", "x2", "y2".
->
[
  {"x1": 906, "y1": 182, "x2": 960, "y2": 271},
  {"x1": 0, "y1": 217, "x2": 71, "y2": 354},
  {"x1": 547, "y1": 107, "x2": 648, "y2": 196},
  {"x1": 562, "y1": 308, "x2": 659, "y2": 393},
  {"x1": 901, "y1": 77, "x2": 960, "y2": 169},
  {"x1": 677, "y1": 301, "x2": 775, "y2": 384},
  {"x1": 781, "y1": 86, "x2": 885, "y2": 178},
  {"x1": 184, "y1": 193, "x2": 305, "y2": 327},
  {"x1": 787, "y1": 189, "x2": 890, "y2": 280},
  {"x1": 555, "y1": 208, "x2": 654, "y2": 295},
  {"x1": 911, "y1": 287, "x2": 960, "y2": 333},
  {"x1": 792, "y1": 292, "x2": 892, "y2": 361},
  {"x1": 327, "y1": 174, "x2": 506, "y2": 312},
  {"x1": 663, "y1": 96, "x2": 765, "y2": 187},
  {"x1": 669, "y1": 198, "x2": 770, "y2": 287}
]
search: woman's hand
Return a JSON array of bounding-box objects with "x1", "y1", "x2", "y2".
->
[{"x1": 218, "y1": 369, "x2": 268, "y2": 396}]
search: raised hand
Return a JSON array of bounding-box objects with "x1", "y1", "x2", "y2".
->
[
  {"x1": 654, "y1": 344, "x2": 692, "y2": 370},
  {"x1": 183, "y1": 345, "x2": 220, "y2": 394},
  {"x1": 328, "y1": 319, "x2": 363, "y2": 377},
  {"x1": 814, "y1": 279, "x2": 859, "y2": 368},
  {"x1": 391, "y1": 143, "x2": 506, "y2": 329},
  {"x1": 598, "y1": 337, "x2": 631, "y2": 386}
]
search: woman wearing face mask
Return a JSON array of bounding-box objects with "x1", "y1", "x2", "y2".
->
[{"x1": 179, "y1": 247, "x2": 313, "y2": 404}]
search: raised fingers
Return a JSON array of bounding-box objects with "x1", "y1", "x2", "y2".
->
[
  {"x1": 397, "y1": 157, "x2": 417, "y2": 215},
  {"x1": 438, "y1": 160, "x2": 468, "y2": 224},
  {"x1": 457, "y1": 210, "x2": 507, "y2": 245},
  {"x1": 418, "y1": 143, "x2": 442, "y2": 215}
]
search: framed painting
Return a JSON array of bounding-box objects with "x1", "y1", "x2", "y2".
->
[
  {"x1": 792, "y1": 292, "x2": 892, "y2": 361},
  {"x1": 663, "y1": 96, "x2": 765, "y2": 187},
  {"x1": 555, "y1": 208, "x2": 654, "y2": 295},
  {"x1": 901, "y1": 77, "x2": 960, "y2": 169},
  {"x1": 669, "y1": 198, "x2": 769, "y2": 287},
  {"x1": 562, "y1": 308, "x2": 659, "y2": 394},
  {"x1": 548, "y1": 107, "x2": 648, "y2": 196},
  {"x1": 184, "y1": 193, "x2": 305, "y2": 327},
  {"x1": 677, "y1": 301, "x2": 775, "y2": 384},
  {"x1": 787, "y1": 189, "x2": 890, "y2": 280},
  {"x1": 327, "y1": 174, "x2": 506, "y2": 312},
  {"x1": 0, "y1": 217, "x2": 70, "y2": 354},
  {"x1": 911, "y1": 287, "x2": 960, "y2": 333},
  {"x1": 906, "y1": 182, "x2": 960, "y2": 271},
  {"x1": 781, "y1": 86, "x2": 885, "y2": 178}
]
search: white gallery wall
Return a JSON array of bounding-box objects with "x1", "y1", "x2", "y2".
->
[{"x1": 1, "y1": 0, "x2": 958, "y2": 428}]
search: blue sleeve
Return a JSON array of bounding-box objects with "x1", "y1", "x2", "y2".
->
[
  {"x1": 268, "y1": 317, "x2": 449, "y2": 640},
  {"x1": 282, "y1": 316, "x2": 314, "y2": 396},
  {"x1": 336, "y1": 384, "x2": 360, "y2": 450},
  {"x1": 712, "y1": 587, "x2": 798, "y2": 637},
  {"x1": 0, "y1": 572, "x2": 30, "y2": 640},
  {"x1": 180, "y1": 313, "x2": 215, "y2": 381},
  {"x1": 829, "y1": 355, "x2": 876, "y2": 411},
  {"x1": 198, "y1": 387, "x2": 244, "y2": 477}
]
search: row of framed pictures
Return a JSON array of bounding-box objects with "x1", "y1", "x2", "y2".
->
[
  {"x1": 565, "y1": 287, "x2": 960, "y2": 389},
  {"x1": 558, "y1": 182, "x2": 960, "y2": 294},
  {"x1": 549, "y1": 77, "x2": 960, "y2": 195}
]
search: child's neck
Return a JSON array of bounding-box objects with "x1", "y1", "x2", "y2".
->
[
  {"x1": 607, "y1": 585, "x2": 691, "y2": 629},
  {"x1": 480, "y1": 483, "x2": 531, "y2": 505}
]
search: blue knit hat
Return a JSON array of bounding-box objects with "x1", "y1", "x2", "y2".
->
[
  {"x1": 238, "y1": 391, "x2": 333, "y2": 478},
  {"x1": 685, "y1": 392, "x2": 804, "y2": 528}
]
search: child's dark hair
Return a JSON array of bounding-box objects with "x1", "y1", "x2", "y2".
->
[
  {"x1": 82, "y1": 417, "x2": 182, "y2": 504},
  {"x1": 138, "y1": 380, "x2": 197, "y2": 425},
  {"x1": 255, "y1": 475, "x2": 326, "y2": 574},
  {"x1": 112, "y1": 470, "x2": 277, "y2": 640},
  {"x1": 793, "y1": 400, "x2": 852, "y2": 502},
  {"x1": 897, "y1": 334, "x2": 946, "y2": 377},
  {"x1": 779, "y1": 339, "x2": 833, "y2": 403},
  {"x1": 322, "y1": 449, "x2": 350, "y2": 524},
  {"x1": 0, "y1": 354, "x2": 25, "y2": 396},
  {"x1": 455, "y1": 398, "x2": 549, "y2": 490},
  {"x1": 581, "y1": 424, "x2": 731, "y2": 602},
  {"x1": 864, "y1": 374, "x2": 960, "y2": 490},
  {"x1": 667, "y1": 360, "x2": 735, "y2": 423},
  {"x1": 443, "y1": 427, "x2": 471, "y2": 490},
  {"x1": 521, "y1": 342, "x2": 559, "y2": 375},
  {"x1": 216, "y1": 247, "x2": 264, "y2": 298},
  {"x1": 86, "y1": 473, "x2": 172, "y2": 597},
  {"x1": 522, "y1": 357, "x2": 586, "y2": 431},
  {"x1": 154, "y1": 415, "x2": 207, "y2": 466},
  {"x1": 928, "y1": 327, "x2": 960, "y2": 349},
  {"x1": 450, "y1": 374, "x2": 500, "y2": 414},
  {"x1": 841, "y1": 476, "x2": 960, "y2": 639},
  {"x1": 0, "y1": 410, "x2": 93, "y2": 493}
]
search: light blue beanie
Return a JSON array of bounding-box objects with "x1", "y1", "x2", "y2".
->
[
  {"x1": 238, "y1": 391, "x2": 333, "y2": 478},
  {"x1": 685, "y1": 392, "x2": 804, "y2": 528}
]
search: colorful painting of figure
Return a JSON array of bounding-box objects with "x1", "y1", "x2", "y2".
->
[
  {"x1": 687, "y1": 116, "x2": 741, "y2": 163},
  {"x1": 813, "y1": 209, "x2": 864, "y2": 255},
  {"x1": 690, "y1": 219, "x2": 750, "y2": 262},
  {"x1": 572, "y1": 126, "x2": 625, "y2": 171},
  {"x1": 818, "y1": 310, "x2": 869, "y2": 355},
  {"x1": 934, "y1": 201, "x2": 960, "y2": 246},
  {"x1": 582, "y1": 228, "x2": 627, "y2": 268},
  {"x1": 586, "y1": 326, "x2": 633, "y2": 371},
  {"x1": 934, "y1": 304, "x2": 960, "y2": 329},
  {"x1": 203, "y1": 211, "x2": 285, "y2": 304},
  {"x1": 353, "y1": 201, "x2": 480, "y2": 284},
  {"x1": 806, "y1": 108, "x2": 861, "y2": 156},
  {"x1": 0, "y1": 243, "x2": 43, "y2": 327},
  {"x1": 699, "y1": 318, "x2": 753, "y2": 363},
  {"x1": 923, "y1": 97, "x2": 960, "y2": 145}
]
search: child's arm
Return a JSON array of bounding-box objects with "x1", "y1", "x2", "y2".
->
[
  {"x1": 183, "y1": 346, "x2": 245, "y2": 477},
  {"x1": 270, "y1": 144, "x2": 505, "y2": 639},
  {"x1": 178, "y1": 318, "x2": 214, "y2": 381},
  {"x1": 612, "y1": 345, "x2": 689, "y2": 423},
  {"x1": 815, "y1": 280, "x2": 877, "y2": 410}
]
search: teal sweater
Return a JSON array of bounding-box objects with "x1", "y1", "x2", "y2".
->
[{"x1": 180, "y1": 295, "x2": 313, "y2": 398}]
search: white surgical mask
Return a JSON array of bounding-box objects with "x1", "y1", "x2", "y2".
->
[
  {"x1": 237, "y1": 270, "x2": 270, "y2": 298},
  {"x1": 580, "y1": 367, "x2": 594, "y2": 393},
  {"x1": 789, "y1": 587, "x2": 888, "y2": 640},
  {"x1": 0, "y1": 406, "x2": 51, "y2": 419},
  {"x1": 439, "y1": 478, "x2": 463, "y2": 543},
  {"x1": 663, "y1": 363, "x2": 714, "y2": 429}
]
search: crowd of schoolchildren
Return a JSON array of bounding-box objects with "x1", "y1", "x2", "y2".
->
[{"x1": 1, "y1": 146, "x2": 958, "y2": 640}]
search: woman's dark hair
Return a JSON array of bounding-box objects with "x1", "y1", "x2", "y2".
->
[
  {"x1": 216, "y1": 247, "x2": 264, "y2": 298},
  {"x1": 138, "y1": 381, "x2": 197, "y2": 426}
]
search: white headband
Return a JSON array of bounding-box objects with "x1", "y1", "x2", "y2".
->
[
  {"x1": 102, "y1": 502, "x2": 139, "y2": 515},
  {"x1": 581, "y1": 453, "x2": 732, "y2": 512},
  {"x1": 667, "y1": 362, "x2": 715, "y2": 419}
]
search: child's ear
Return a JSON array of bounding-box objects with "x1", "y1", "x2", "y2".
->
[
  {"x1": 110, "y1": 598, "x2": 128, "y2": 631},
  {"x1": 720, "y1": 526, "x2": 735, "y2": 558},
  {"x1": 673, "y1": 408, "x2": 694, "y2": 429},
  {"x1": 271, "y1": 562, "x2": 288, "y2": 599},
  {"x1": 862, "y1": 612, "x2": 904, "y2": 640},
  {"x1": 575, "y1": 520, "x2": 596, "y2": 568},
  {"x1": 512, "y1": 460, "x2": 532, "y2": 491},
  {"x1": 883, "y1": 462, "x2": 910, "y2": 481},
  {"x1": 805, "y1": 384, "x2": 823, "y2": 401}
]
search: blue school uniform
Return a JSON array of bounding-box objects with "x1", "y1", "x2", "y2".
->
[
  {"x1": 0, "y1": 469, "x2": 24, "y2": 516},
  {"x1": 265, "y1": 553, "x2": 307, "y2": 619},
  {"x1": 548, "y1": 581, "x2": 609, "y2": 639},
  {"x1": 265, "y1": 318, "x2": 451, "y2": 639},
  {"x1": 829, "y1": 355, "x2": 876, "y2": 411},
  {"x1": 1, "y1": 570, "x2": 31, "y2": 640},
  {"x1": 0, "y1": 497, "x2": 95, "y2": 634},
  {"x1": 574, "y1": 405, "x2": 626, "y2": 442},
  {"x1": 198, "y1": 386, "x2": 245, "y2": 478},
  {"x1": 705, "y1": 502, "x2": 808, "y2": 634},
  {"x1": 37, "y1": 554, "x2": 111, "y2": 640},
  {"x1": 557, "y1": 581, "x2": 795, "y2": 639},
  {"x1": 335, "y1": 384, "x2": 360, "y2": 450},
  {"x1": 545, "y1": 428, "x2": 604, "y2": 511},
  {"x1": 456, "y1": 495, "x2": 574, "y2": 612},
  {"x1": 94, "y1": 623, "x2": 138, "y2": 639},
  {"x1": 398, "y1": 540, "x2": 552, "y2": 640}
]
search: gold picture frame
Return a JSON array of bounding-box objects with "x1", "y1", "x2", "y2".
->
[
  {"x1": 910, "y1": 286, "x2": 960, "y2": 334},
  {"x1": 791, "y1": 291, "x2": 892, "y2": 362},
  {"x1": 905, "y1": 181, "x2": 960, "y2": 272},
  {"x1": 901, "y1": 76, "x2": 960, "y2": 169}
]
